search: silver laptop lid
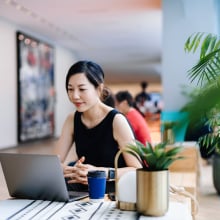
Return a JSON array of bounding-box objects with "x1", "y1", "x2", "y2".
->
[{"x1": 0, "y1": 153, "x2": 70, "y2": 202}]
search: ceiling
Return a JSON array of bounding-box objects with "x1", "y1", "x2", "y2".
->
[{"x1": 0, "y1": 0, "x2": 162, "y2": 84}]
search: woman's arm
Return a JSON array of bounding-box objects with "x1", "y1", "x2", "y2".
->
[
  {"x1": 113, "y1": 113, "x2": 142, "y2": 176},
  {"x1": 54, "y1": 112, "x2": 78, "y2": 163}
]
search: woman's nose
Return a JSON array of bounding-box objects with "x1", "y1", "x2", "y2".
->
[{"x1": 69, "y1": 90, "x2": 80, "y2": 99}]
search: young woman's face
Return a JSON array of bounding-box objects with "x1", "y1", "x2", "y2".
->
[
  {"x1": 115, "y1": 100, "x2": 127, "y2": 114},
  {"x1": 67, "y1": 73, "x2": 101, "y2": 112}
]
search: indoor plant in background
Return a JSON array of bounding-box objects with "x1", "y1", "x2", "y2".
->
[
  {"x1": 184, "y1": 32, "x2": 220, "y2": 194},
  {"x1": 161, "y1": 121, "x2": 178, "y2": 144},
  {"x1": 126, "y1": 140, "x2": 183, "y2": 216}
]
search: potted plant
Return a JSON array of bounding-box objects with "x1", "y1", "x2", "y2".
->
[
  {"x1": 161, "y1": 121, "x2": 178, "y2": 144},
  {"x1": 184, "y1": 32, "x2": 220, "y2": 194},
  {"x1": 125, "y1": 140, "x2": 184, "y2": 216}
]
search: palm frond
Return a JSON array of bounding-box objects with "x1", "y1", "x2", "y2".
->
[
  {"x1": 185, "y1": 33, "x2": 220, "y2": 85},
  {"x1": 184, "y1": 32, "x2": 220, "y2": 155},
  {"x1": 187, "y1": 49, "x2": 220, "y2": 86}
]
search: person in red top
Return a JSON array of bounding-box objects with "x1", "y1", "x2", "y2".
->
[{"x1": 115, "y1": 90, "x2": 152, "y2": 145}]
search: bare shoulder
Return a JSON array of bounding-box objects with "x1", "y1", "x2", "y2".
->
[
  {"x1": 113, "y1": 112, "x2": 128, "y2": 125},
  {"x1": 66, "y1": 111, "x2": 75, "y2": 121},
  {"x1": 113, "y1": 112, "x2": 133, "y2": 134},
  {"x1": 112, "y1": 111, "x2": 135, "y2": 148},
  {"x1": 62, "y1": 111, "x2": 76, "y2": 130}
]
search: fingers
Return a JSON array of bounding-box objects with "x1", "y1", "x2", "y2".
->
[
  {"x1": 66, "y1": 169, "x2": 88, "y2": 184},
  {"x1": 64, "y1": 168, "x2": 87, "y2": 178},
  {"x1": 64, "y1": 165, "x2": 76, "y2": 174},
  {"x1": 74, "y1": 157, "x2": 88, "y2": 171},
  {"x1": 63, "y1": 156, "x2": 98, "y2": 185},
  {"x1": 64, "y1": 159, "x2": 87, "y2": 173},
  {"x1": 64, "y1": 157, "x2": 88, "y2": 185},
  {"x1": 67, "y1": 174, "x2": 88, "y2": 185},
  {"x1": 78, "y1": 156, "x2": 85, "y2": 163}
]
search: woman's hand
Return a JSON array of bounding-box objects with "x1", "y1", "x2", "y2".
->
[
  {"x1": 64, "y1": 157, "x2": 97, "y2": 185},
  {"x1": 64, "y1": 156, "x2": 87, "y2": 184}
]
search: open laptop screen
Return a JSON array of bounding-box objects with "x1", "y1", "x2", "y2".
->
[{"x1": 0, "y1": 153, "x2": 88, "y2": 202}]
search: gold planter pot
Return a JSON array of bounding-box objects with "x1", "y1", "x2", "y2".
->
[
  {"x1": 162, "y1": 128, "x2": 174, "y2": 144},
  {"x1": 136, "y1": 169, "x2": 169, "y2": 216}
]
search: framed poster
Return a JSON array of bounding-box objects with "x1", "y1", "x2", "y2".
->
[{"x1": 17, "y1": 31, "x2": 55, "y2": 142}]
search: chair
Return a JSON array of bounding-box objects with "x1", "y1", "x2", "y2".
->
[{"x1": 161, "y1": 111, "x2": 189, "y2": 142}]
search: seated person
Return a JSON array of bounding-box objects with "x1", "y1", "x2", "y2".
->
[
  {"x1": 135, "y1": 81, "x2": 151, "y2": 117},
  {"x1": 115, "y1": 90, "x2": 152, "y2": 145},
  {"x1": 54, "y1": 60, "x2": 141, "y2": 193}
]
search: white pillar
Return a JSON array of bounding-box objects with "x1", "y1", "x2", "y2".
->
[{"x1": 162, "y1": 0, "x2": 218, "y2": 110}]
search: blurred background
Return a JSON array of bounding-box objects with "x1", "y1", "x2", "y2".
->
[{"x1": 0, "y1": 0, "x2": 219, "y2": 147}]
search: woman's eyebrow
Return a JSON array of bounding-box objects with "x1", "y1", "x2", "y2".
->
[
  {"x1": 68, "y1": 82, "x2": 87, "y2": 87},
  {"x1": 78, "y1": 83, "x2": 87, "y2": 87}
]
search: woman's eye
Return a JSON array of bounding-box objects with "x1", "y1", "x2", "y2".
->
[{"x1": 68, "y1": 88, "x2": 73, "y2": 93}]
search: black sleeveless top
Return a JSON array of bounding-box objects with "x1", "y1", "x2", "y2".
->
[{"x1": 73, "y1": 109, "x2": 126, "y2": 168}]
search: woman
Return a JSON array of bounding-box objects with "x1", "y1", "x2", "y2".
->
[{"x1": 55, "y1": 60, "x2": 141, "y2": 192}]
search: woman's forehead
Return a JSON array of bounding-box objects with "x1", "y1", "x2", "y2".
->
[{"x1": 68, "y1": 73, "x2": 89, "y2": 85}]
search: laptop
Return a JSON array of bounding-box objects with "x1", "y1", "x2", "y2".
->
[{"x1": 0, "y1": 153, "x2": 88, "y2": 202}]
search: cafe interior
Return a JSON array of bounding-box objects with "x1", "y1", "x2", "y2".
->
[{"x1": 0, "y1": 0, "x2": 220, "y2": 219}]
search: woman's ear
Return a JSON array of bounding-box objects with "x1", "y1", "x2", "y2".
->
[{"x1": 99, "y1": 83, "x2": 104, "y2": 91}]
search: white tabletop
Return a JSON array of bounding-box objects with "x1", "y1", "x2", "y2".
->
[
  {"x1": 139, "y1": 200, "x2": 192, "y2": 220},
  {"x1": 0, "y1": 199, "x2": 192, "y2": 220}
]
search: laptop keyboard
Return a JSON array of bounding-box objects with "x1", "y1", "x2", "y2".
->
[{"x1": 68, "y1": 191, "x2": 89, "y2": 201}]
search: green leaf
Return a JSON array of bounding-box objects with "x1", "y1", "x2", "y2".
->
[
  {"x1": 145, "y1": 153, "x2": 157, "y2": 168},
  {"x1": 209, "y1": 36, "x2": 217, "y2": 52},
  {"x1": 166, "y1": 147, "x2": 183, "y2": 156},
  {"x1": 185, "y1": 32, "x2": 203, "y2": 52},
  {"x1": 201, "y1": 34, "x2": 213, "y2": 58},
  {"x1": 154, "y1": 149, "x2": 165, "y2": 158},
  {"x1": 193, "y1": 33, "x2": 204, "y2": 53}
]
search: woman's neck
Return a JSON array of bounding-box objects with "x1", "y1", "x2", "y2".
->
[{"x1": 81, "y1": 103, "x2": 110, "y2": 128}]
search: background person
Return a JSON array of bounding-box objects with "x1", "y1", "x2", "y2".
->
[
  {"x1": 115, "y1": 90, "x2": 152, "y2": 145},
  {"x1": 54, "y1": 60, "x2": 141, "y2": 193},
  {"x1": 135, "y1": 81, "x2": 151, "y2": 117}
]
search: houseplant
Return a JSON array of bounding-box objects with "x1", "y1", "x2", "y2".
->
[
  {"x1": 161, "y1": 121, "x2": 178, "y2": 144},
  {"x1": 184, "y1": 32, "x2": 220, "y2": 194},
  {"x1": 125, "y1": 140, "x2": 184, "y2": 216}
]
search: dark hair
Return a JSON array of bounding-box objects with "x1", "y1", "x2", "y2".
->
[
  {"x1": 141, "y1": 81, "x2": 148, "y2": 89},
  {"x1": 115, "y1": 91, "x2": 134, "y2": 107},
  {"x1": 103, "y1": 92, "x2": 115, "y2": 107},
  {"x1": 66, "y1": 60, "x2": 109, "y2": 100}
]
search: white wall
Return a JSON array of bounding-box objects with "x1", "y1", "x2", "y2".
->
[
  {"x1": 0, "y1": 19, "x2": 17, "y2": 149},
  {"x1": 0, "y1": 19, "x2": 77, "y2": 149},
  {"x1": 162, "y1": 0, "x2": 218, "y2": 111},
  {"x1": 54, "y1": 47, "x2": 76, "y2": 137}
]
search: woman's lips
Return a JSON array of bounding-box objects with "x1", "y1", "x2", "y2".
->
[{"x1": 75, "y1": 102, "x2": 83, "y2": 108}]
